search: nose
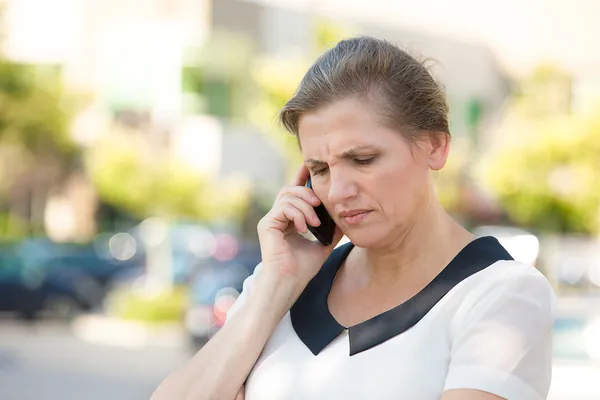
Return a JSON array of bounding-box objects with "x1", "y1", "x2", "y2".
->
[{"x1": 327, "y1": 170, "x2": 358, "y2": 204}]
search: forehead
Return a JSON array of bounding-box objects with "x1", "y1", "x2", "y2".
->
[{"x1": 297, "y1": 98, "x2": 404, "y2": 159}]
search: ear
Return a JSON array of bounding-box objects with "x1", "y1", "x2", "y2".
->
[{"x1": 427, "y1": 132, "x2": 450, "y2": 171}]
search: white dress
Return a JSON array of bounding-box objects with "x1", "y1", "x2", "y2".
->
[{"x1": 226, "y1": 237, "x2": 555, "y2": 400}]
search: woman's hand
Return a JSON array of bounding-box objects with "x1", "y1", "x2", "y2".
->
[{"x1": 256, "y1": 165, "x2": 343, "y2": 300}]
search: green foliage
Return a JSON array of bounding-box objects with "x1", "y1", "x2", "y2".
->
[
  {"x1": 478, "y1": 113, "x2": 600, "y2": 234},
  {"x1": 478, "y1": 66, "x2": 599, "y2": 235},
  {"x1": 248, "y1": 57, "x2": 308, "y2": 177},
  {"x1": 107, "y1": 285, "x2": 188, "y2": 324},
  {"x1": 0, "y1": 58, "x2": 75, "y2": 239},
  {"x1": 0, "y1": 212, "x2": 28, "y2": 240},
  {"x1": 86, "y1": 129, "x2": 251, "y2": 223},
  {"x1": 0, "y1": 62, "x2": 73, "y2": 156}
]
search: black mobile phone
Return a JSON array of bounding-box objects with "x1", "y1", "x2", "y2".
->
[{"x1": 305, "y1": 176, "x2": 336, "y2": 246}]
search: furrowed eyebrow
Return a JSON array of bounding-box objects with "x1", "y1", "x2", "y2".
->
[
  {"x1": 305, "y1": 158, "x2": 327, "y2": 166},
  {"x1": 305, "y1": 145, "x2": 378, "y2": 165},
  {"x1": 340, "y1": 145, "x2": 378, "y2": 158}
]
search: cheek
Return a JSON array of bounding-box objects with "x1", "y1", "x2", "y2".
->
[{"x1": 376, "y1": 159, "x2": 428, "y2": 212}]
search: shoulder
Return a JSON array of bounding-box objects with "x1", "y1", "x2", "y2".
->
[
  {"x1": 457, "y1": 260, "x2": 555, "y2": 317},
  {"x1": 444, "y1": 261, "x2": 556, "y2": 399},
  {"x1": 447, "y1": 259, "x2": 556, "y2": 347},
  {"x1": 496, "y1": 260, "x2": 553, "y2": 298}
]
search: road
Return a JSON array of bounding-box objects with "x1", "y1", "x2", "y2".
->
[{"x1": 0, "y1": 319, "x2": 190, "y2": 400}]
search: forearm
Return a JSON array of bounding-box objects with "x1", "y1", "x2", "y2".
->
[{"x1": 151, "y1": 274, "x2": 295, "y2": 400}]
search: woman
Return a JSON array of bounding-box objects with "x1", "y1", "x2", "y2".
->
[{"x1": 153, "y1": 36, "x2": 555, "y2": 400}]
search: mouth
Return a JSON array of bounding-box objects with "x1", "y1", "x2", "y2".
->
[{"x1": 338, "y1": 210, "x2": 372, "y2": 225}]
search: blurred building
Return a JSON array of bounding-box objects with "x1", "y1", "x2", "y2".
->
[
  {"x1": 4, "y1": 0, "x2": 210, "y2": 118},
  {"x1": 213, "y1": 0, "x2": 511, "y2": 144},
  {"x1": 0, "y1": 0, "x2": 513, "y2": 178}
]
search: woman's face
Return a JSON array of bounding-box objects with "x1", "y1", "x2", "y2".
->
[{"x1": 298, "y1": 97, "x2": 448, "y2": 249}]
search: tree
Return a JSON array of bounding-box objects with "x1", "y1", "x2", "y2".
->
[
  {"x1": 476, "y1": 93, "x2": 600, "y2": 235},
  {"x1": 0, "y1": 2, "x2": 80, "y2": 239},
  {"x1": 0, "y1": 60, "x2": 77, "y2": 239},
  {"x1": 86, "y1": 127, "x2": 250, "y2": 225}
]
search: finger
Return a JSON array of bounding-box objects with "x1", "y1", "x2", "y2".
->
[
  {"x1": 280, "y1": 204, "x2": 309, "y2": 234},
  {"x1": 276, "y1": 186, "x2": 321, "y2": 207},
  {"x1": 279, "y1": 195, "x2": 321, "y2": 227},
  {"x1": 270, "y1": 203, "x2": 308, "y2": 234},
  {"x1": 291, "y1": 164, "x2": 310, "y2": 186}
]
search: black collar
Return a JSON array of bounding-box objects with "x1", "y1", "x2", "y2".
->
[{"x1": 290, "y1": 236, "x2": 513, "y2": 356}]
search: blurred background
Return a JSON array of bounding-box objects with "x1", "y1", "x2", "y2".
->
[{"x1": 0, "y1": 0, "x2": 598, "y2": 399}]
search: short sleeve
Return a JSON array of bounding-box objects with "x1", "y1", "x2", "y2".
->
[
  {"x1": 443, "y1": 263, "x2": 556, "y2": 400},
  {"x1": 225, "y1": 262, "x2": 262, "y2": 323}
]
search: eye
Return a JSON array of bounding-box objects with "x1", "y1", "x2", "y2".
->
[
  {"x1": 312, "y1": 167, "x2": 329, "y2": 176},
  {"x1": 353, "y1": 157, "x2": 375, "y2": 165}
]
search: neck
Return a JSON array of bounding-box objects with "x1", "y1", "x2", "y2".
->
[{"x1": 355, "y1": 194, "x2": 473, "y2": 287}]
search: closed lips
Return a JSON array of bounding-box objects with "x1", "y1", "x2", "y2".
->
[{"x1": 338, "y1": 210, "x2": 370, "y2": 218}]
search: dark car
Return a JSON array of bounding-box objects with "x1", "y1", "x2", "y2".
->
[
  {"x1": 15, "y1": 236, "x2": 145, "y2": 289},
  {"x1": 38, "y1": 248, "x2": 142, "y2": 289},
  {"x1": 184, "y1": 241, "x2": 262, "y2": 350},
  {"x1": 0, "y1": 249, "x2": 101, "y2": 320}
]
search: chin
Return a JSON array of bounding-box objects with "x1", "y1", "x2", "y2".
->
[{"x1": 342, "y1": 228, "x2": 388, "y2": 249}]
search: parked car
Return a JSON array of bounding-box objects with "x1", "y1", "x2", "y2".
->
[
  {"x1": 184, "y1": 241, "x2": 262, "y2": 350},
  {"x1": 0, "y1": 248, "x2": 101, "y2": 320},
  {"x1": 38, "y1": 247, "x2": 142, "y2": 289}
]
